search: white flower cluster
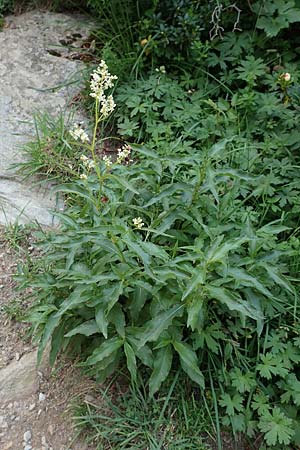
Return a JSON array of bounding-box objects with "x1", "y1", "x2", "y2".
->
[
  {"x1": 116, "y1": 144, "x2": 131, "y2": 164},
  {"x1": 90, "y1": 60, "x2": 118, "y2": 118},
  {"x1": 103, "y1": 155, "x2": 113, "y2": 168},
  {"x1": 100, "y1": 95, "x2": 116, "y2": 117},
  {"x1": 69, "y1": 123, "x2": 90, "y2": 143},
  {"x1": 132, "y1": 217, "x2": 144, "y2": 229},
  {"x1": 80, "y1": 154, "x2": 95, "y2": 169}
]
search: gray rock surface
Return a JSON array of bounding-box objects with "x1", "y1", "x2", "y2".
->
[
  {"x1": 0, "y1": 10, "x2": 91, "y2": 225},
  {"x1": 0, "y1": 351, "x2": 39, "y2": 403}
]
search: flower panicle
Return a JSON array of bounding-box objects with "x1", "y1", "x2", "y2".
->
[
  {"x1": 90, "y1": 60, "x2": 118, "y2": 118},
  {"x1": 103, "y1": 155, "x2": 113, "y2": 168},
  {"x1": 80, "y1": 154, "x2": 95, "y2": 169},
  {"x1": 69, "y1": 123, "x2": 90, "y2": 144},
  {"x1": 116, "y1": 144, "x2": 132, "y2": 164}
]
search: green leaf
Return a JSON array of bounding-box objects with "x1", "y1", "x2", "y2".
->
[
  {"x1": 65, "y1": 320, "x2": 99, "y2": 337},
  {"x1": 258, "y1": 407, "x2": 294, "y2": 446},
  {"x1": 108, "y1": 304, "x2": 126, "y2": 338},
  {"x1": 182, "y1": 267, "x2": 206, "y2": 301},
  {"x1": 208, "y1": 138, "x2": 232, "y2": 159},
  {"x1": 279, "y1": 374, "x2": 300, "y2": 406},
  {"x1": 219, "y1": 393, "x2": 244, "y2": 416},
  {"x1": 206, "y1": 285, "x2": 262, "y2": 320},
  {"x1": 55, "y1": 183, "x2": 94, "y2": 202},
  {"x1": 206, "y1": 237, "x2": 247, "y2": 265},
  {"x1": 257, "y1": 353, "x2": 289, "y2": 379},
  {"x1": 263, "y1": 264, "x2": 295, "y2": 294},
  {"x1": 123, "y1": 237, "x2": 151, "y2": 266},
  {"x1": 251, "y1": 392, "x2": 271, "y2": 416},
  {"x1": 144, "y1": 183, "x2": 190, "y2": 207},
  {"x1": 186, "y1": 296, "x2": 205, "y2": 331},
  {"x1": 124, "y1": 342, "x2": 137, "y2": 382},
  {"x1": 85, "y1": 337, "x2": 123, "y2": 366},
  {"x1": 127, "y1": 332, "x2": 153, "y2": 368},
  {"x1": 106, "y1": 283, "x2": 123, "y2": 314},
  {"x1": 225, "y1": 267, "x2": 272, "y2": 298},
  {"x1": 49, "y1": 320, "x2": 67, "y2": 366},
  {"x1": 138, "y1": 304, "x2": 184, "y2": 348},
  {"x1": 149, "y1": 345, "x2": 173, "y2": 397},
  {"x1": 129, "y1": 281, "x2": 151, "y2": 321},
  {"x1": 95, "y1": 306, "x2": 108, "y2": 339},
  {"x1": 37, "y1": 311, "x2": 60, "y2": 365},
  {"x1": 257, "y1": 222, "x2": 290, "y2": 236},
  {"x1": 173, "y1": 341, "x2": 204, "y2": 388},
  {"x1": 229, "y1": 369, "x2": 256, "y2": 393},
  {"x1": 139, "y1": 241, "x2": 169, "y2": 261},
  {"x1": 110, "y1": 174, "x2": 139, "y2": 194}
]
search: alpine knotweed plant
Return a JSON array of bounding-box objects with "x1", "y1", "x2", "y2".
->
[{"x1": 19, "y1": 61, "x2": 300, "y2": 449}]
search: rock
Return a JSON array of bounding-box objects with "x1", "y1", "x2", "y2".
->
[
  {"x1": 3, "y1": 441, "x2": 13, "y2": 450},
  {"x1": 0, "y1": 415, "x2": 8, "y2": 428},
  {"x1": 0, "y1": 10, "x2": 92, "y2": 226},
  {"x1": 0, "y1": 351, "x2": 38, "y2": 403},
  {"x1": 23, "y1": 430, "x2": 32, "y2": 442},
  {"x1": 42, "y1": 435, "x2": 49, "y2": 450},
  {"x1": 47, "y1": 424, "x2": 54, "y2": 435},
  {"x1": 39, "y1": 392, "x2": 46, "y2": 402}
]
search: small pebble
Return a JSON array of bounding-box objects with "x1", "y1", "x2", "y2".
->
[
  {"x1": 39, "y1": 392, "x2": 46, "y2": 402},
  {"x1": 15, "y1": 352, "x2": 20, "y2": 361},
  {"x1": 29, "y1": 403, "x2": 36, "y2": 411},
  {"x1": 24, "y1": 445, "x2": 32, "y2": 450},
  {"x1": 23, "y1": 430, "x2": 32, "y2": 442}
]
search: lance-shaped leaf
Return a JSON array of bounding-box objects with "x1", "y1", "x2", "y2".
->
[
  {"x1": 85, "y1": 337, "x2": 123, "y2": 366},
  {"x1": 149, "y1": 345, "x2": 173, "y2": 397},
  {"x1": 138, "y1": 304, "x2": 184, "y2": 349},
  {"x1": 173, "y1": 341, "x2": 204, "y2": 389},
  {"x1": 124, "y1": 342, "x2": 137, "y2": 382},
  {"x1": 65, "y1": 319, "x2": 99, "y2": 337}
]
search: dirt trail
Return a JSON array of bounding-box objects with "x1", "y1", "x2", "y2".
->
[{"x1": 0, "y1": 227, "x2": 97, "y2": 450}]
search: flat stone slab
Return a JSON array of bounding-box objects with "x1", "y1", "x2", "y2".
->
[
  {"x1": 0, "y1": 351, "x2": 39, "y2": 404},
  {"x1": 0, "y1": 10, "x2": 92, "y2": 225}
]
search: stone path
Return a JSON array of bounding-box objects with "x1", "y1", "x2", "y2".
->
[{"x1": 0, "y1": 10, "x2": 91, "y2": 226}]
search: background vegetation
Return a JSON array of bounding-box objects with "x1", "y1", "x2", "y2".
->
[{"x1": 6, "y1": 0, "x2": 300, "y2": 449}]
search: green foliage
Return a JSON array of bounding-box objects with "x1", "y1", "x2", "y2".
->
[
  {"x1": 74, "y1": 375, "x2": 210, "y2": 449},
  {"x1": 17, "y1": 112, "x2": 83, "y2": 183},
  {"x1": 0, "y1": 0, "x2": 13, "y2": 15},
  {"x1": 254, "y1": 0, "x2": 300, "y2": 37},
  {"x1": 136, "y1": 0, "x2": 208, "y2": 64},
  {"x1": 20, "y1": 99, "x2": 300, "y2": 448},
  {"x1": 16, "y1": 0, "x2": 300, "y2": 447}
]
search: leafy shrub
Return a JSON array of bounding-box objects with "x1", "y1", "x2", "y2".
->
[
  {"x1": 16, "y1": 0, "x2": 300, "y2": 446},
  {"x1": 23, "y1": 137, "x2": 300, "y2": 447},
  {"x1": 20, "y1": 59, "x2": 300, "y2": 447}
]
